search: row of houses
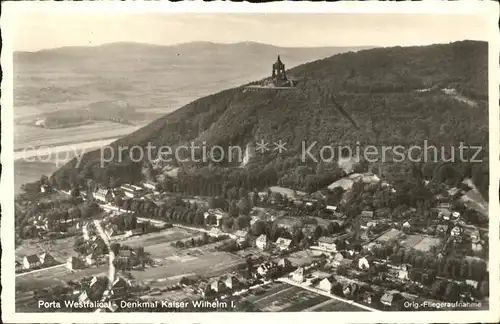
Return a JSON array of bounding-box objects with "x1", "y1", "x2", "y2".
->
[{"x1": 16, "y1": 252, "x2": 56, "y2": 271}]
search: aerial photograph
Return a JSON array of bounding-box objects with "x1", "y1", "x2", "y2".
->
[{"x1": 10, "y1": 11, "x2": 491, "y2": 314}]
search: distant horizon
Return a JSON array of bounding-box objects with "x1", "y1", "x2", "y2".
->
[
  {"x1": 14, "y1": 39, "x2": 487, "y2": 54},
  {"x1": 11, "y1": 13, "x2": 490, "y2": 52}
]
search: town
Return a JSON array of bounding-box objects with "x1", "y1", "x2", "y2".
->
[{"x1": 15, "y1": 160, "x2": 489, "y2": 312}]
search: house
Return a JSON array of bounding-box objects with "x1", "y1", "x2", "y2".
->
[
  {"x1": 66, "y1": 256, "x2": 85, "y2": 270},
  {"x1": 436, "y1": 224, "x2": 449, "y2": 235},
  {"x1": 277, "y1": 258, "x2": 292, "y2": 270},
  {"x1": 256, "y1": 262, "x2": 279, "y2": 278},
  {"x1": 256, "y1": 234, "x2": 269, "y2": 250},
  {"x1": 93, "y1": 189, "x2": 114, "y2": 203},
  {"x1": 208, "y1": 227, "x2": 224, "y2": 238},
  {"x1": 204, "y1": 209, "x2": 226, "y2": 226},
  {"x1": 465, "y1": 279, "x2": 479, "y2": 289},
  {"x1": 317, "y1": 236, "x2": 337, "y2": 252},
  {"x1": 291, "y1": 267, "x2": 305, "y2": 282},
  {"x1": 275, "y1": 237, "x2": 292, "y2": 251},
  {"x1": 234, "y1": 230, "x2": 249, "y2": 245},
  {"x1": 470, "y1": 230, "x2": 480, "y2": 243},
  {"x1": 342, "y1": 283, "x2": 358, "y2": 298},
  {"x1": 15, "y1": 260, "x2": 23, "y2": 272},
  {"x1": 450, "y1": 226, "x2": 462, "y2": 237},
  {"x1": 79, "y1": 291, "x2": 90, "y2": 303},
  {"x1": 326, "y1": 205, "x2": 337, "y2": 212},
  {"x1": 437, "y1": 202, "x2": 451, "y2": 210},
  {"x1": 210, "y1": 279, "x2": 225, "y2": 293},
  {"x1": 39, "y1": 252, "x2": 56, "y2": 267},
  {"x1": 143, "y1": 180, "x2": 158, "y2": 191},
  {"x1": 439, "y1": 210, "x2": 451, "y2": 221},
  {"x1": 85, "y1": 253, "x2": 97, "y2": 265},
  {"x1": 380, "y1": 290, "x2": 403, "y2": 307},
  {"x1": 331, "y1": 252, "x2": 344, "y2": 266},
  {"x1": 318, "y1": 276, "x2": 337, "y2": 293},
  {"x1": 23, "y1": 255, "x2": 41, "y2": 269},
  {"x1": 358, "y1": 256, "x2": 370, "y2": 270},
  {"x1": 120, "y1": 184, "x2": 142, "y2": 198},
  {"x1": 398, "y1": 264, "x2": 410, "y2": 280},
  {"x1": 40, "y1": 184, "x2": 52, "y2": 193},
  {"x1": 402, "y1": 221, "x2": 411, "y2": 233},
  {"x1": 363, "y1": 291, "x2": 375, "y2": 304},
  {"x1": 360, "y1": 211, "x2": 374, "y2": 222},
  {"x1": 452, "y1": 211, "x2": 461, "y2": 219},
  {"x1": 224, "y1": 276, "x2": 240, "y2": 290}
]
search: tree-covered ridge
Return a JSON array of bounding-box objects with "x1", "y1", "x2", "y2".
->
[{"x1": 52, "y1": 40, "x2": 489, "y2": 198}]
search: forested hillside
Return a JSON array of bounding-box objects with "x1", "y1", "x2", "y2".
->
[{"x1": 51, "y1": 40, "x2": 489, "y2": 199}]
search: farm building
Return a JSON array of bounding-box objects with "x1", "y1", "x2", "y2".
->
[
  {"x1": 256, "y1": 234, "x2": 269, "y2": 250},
  {"x1": 23, "y1": 255, "x2": 40, "y2": 269}
]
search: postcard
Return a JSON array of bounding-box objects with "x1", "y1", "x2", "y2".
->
[{"x1": 1, "y1": 1, "x2": 499, "y2": 323}]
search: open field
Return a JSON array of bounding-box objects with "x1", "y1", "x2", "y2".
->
[
  {"x1": 242, "y1": 282, "x2": 364, "y2": 312},
  {"x1": 131, "y1": 251, "x2": 243, "y2": 283},
  {"x1": 14, "y1": 121, "x2": 139, "y2": 150},
  {"x1": 16, "y1": 236, "x2": 78, "y2": 263}
]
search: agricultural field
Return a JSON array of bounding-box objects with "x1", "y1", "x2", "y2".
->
[
  {"x1": 16, "y1": 235, "x2": 78, "y2": 263},
  {"x1": 242, "y1": 282, "x2": 364, "y2": 312},
  {"x1": 14, "y1": 121, "x2": 139, "y2": 150}
]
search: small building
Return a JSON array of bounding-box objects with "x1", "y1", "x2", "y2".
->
[
  {"x1": 66, "y1": 256, "x2": 85, "y2": 270},
  {"x1": 234, "y1": 230, "x2": 249, "y2": 245},
  {"x1": 256, "y1": 262, "x2": 279, "y2": 278},
  {"x1": 380, "y1": 290, "x2": 403, "y2": 307},
  {"x1": 204, "y1": 209, "x2": 226, "y2": 227},
  {"x1": 436, "y1": 224, "x2": 449, "y2": 235},
  {"x1": 275, "y1": 237, "x2": 292, "y2": 251},
  {"x1": 342, "y1": 283, "x2": 357, "y2": 298},
  {"x1": 465, "y1": 279, "x2": 479, "y2": 289},
  {"x1": 143, "y1": 180, "x2": 158, "y2": 191},
  {"x1": 93, "y1": 189, "x2": 114, "y2": 203},
  {"x1": 452, "y1": 211, "x2": 460, "y2": 219},
  {"x1": 318, "y1": 276, "x2": 337, "y2": 293},
  {"x1": 360, "y1": 210, "x2": 374, "y2": 222},
  {"x1": 120, "y1": 184, "x2": 142, "y2": 199},
  {"x1": 208, "y1": 227, "x2": 224, "y2": 238},
  {"x1": 224, "y1": 276, "x2": 240, "y2": 290},
  {"x1": 210, "y1": 279, "x2": 225, "y2": 293},
  {"x1": 470, "y1": 229, "x2": 480, "y2": 243},
  {"x1": 291, "y1": 267, "x2": 305, "y2": 282},
  {"x1": 23, "y1": 255, "x2": 41, "y2": 269},
  {"x1": 256, "y1": 234, "x2": 269, "y2": 250},
  {"x1": 450, "y1": 226, "x2": 462, "y2": 237},
  {"x1": 85, "y1": 253, "x2": 97, "y2": 265},
  {"x1": 326, "y1": 205, "x2": 337, "y2": 212},
  {"x1": 317, "y1": 236, "x2": 337, "y2": 252},
  {"x1": 398, "y1": 264, "x2": 410, "y2": 280},
  {"x1": 39, "y1": 252, "x2": 56, "y2": 267},
  {"x1": 358, "y1": 256, "x2": 370, "y2": 270},
  {"x1": 440, "y1": 210, "x2": 451, "y2": 221},
  {"x1": 40, "y1": 184, "x2": 52, "y2": 193},
  {"x1": 277, "y1": 258, "x2": 292, "y2": 270},
  {"x1": 363, "y1": 291, "x2": 374, "y2": 304},
  {"x1": 331, "y1": 252, "x2": 344, "y2": 267},
  {"x1": 15, "y1": 260, "x2": 23, "y2": 272}
]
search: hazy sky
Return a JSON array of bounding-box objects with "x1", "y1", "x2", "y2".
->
[{"x1": 13, "y1": 13, "x2": 490, "y2": 51}]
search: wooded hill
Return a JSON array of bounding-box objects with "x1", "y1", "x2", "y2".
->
[{"x1": 52, "y1": 40, "x2": 489, "y2": 198}]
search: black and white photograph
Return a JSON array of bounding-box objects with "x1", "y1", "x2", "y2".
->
[{"x1": 1, "y1": 1, "x2": 499, "y2": 323}]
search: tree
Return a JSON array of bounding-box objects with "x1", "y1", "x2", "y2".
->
[
  {"x1": 237, "y1": 197, "x2": 251, "y2": 216},
  {"x1": 235, "y1": 215, "x2": 251, "y2": 230},
  {"x1": 229, "y1": 200, "x2": 238, "y2": 217},
  {"x1": 70, "y1": 185, "x2": 80, "y2": 198},
  {"x1": 251, "y1": 220, "x2": 266, "y2": 236}
]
